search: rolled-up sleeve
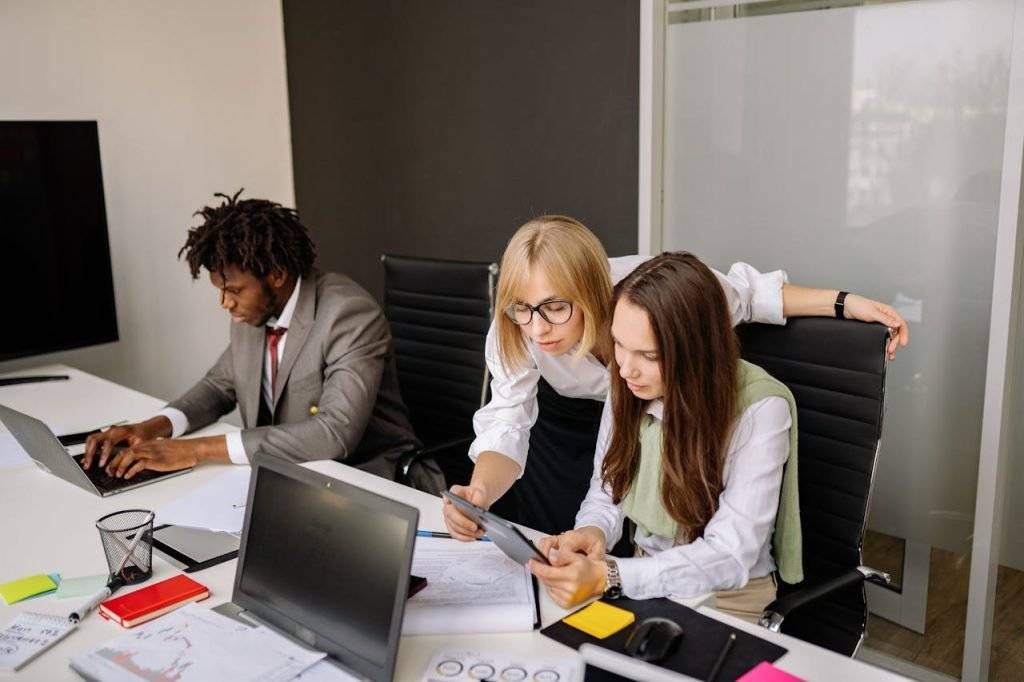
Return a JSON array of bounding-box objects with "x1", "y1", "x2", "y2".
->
[
  {"x1": 714, "y1": 263, "x2": 788, "y2": 327},
  {"x1": 574, "y1": 399, "x2": 626, "y2": 544},
  {"x1": 617, "y1": 397, "x2": 792, "y2": 599},
  {"x1": 467, "y1": 323, "x2": 541, "y2": 475}
]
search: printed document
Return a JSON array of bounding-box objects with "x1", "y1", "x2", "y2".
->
[
  {"x1": 403, "y1": 537, "x2": 536, "y2": 635},
  {"x1": 70, "y1": 603, "x2": 324, "y2": 682}
]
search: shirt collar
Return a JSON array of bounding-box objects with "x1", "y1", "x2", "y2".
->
[
  {"x1": 266, "y1": 277, "x2": 301, "y2": 329},
  {"x1": 646, "y1": 399, "x2": 664, "y2": 420}
]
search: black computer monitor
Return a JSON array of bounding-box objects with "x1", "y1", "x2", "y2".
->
[
  {"x1": 0, "y1": 121, "x2": 118, "y2": 361},
  {"x1": 233, "y1": 455, "x2": 419, "y2": 682}
]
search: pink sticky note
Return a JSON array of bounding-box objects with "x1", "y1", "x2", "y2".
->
[{"x1": 737, "y1": 661, "x2": 805, "y2": 682}]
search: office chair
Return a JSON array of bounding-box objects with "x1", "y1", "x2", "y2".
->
[
  {"x1": 380, "y1": 254, "x2": 498, "y2": 492},
  {"x1": 736, "y1": 318, "x2": 893, "y2": 656}
]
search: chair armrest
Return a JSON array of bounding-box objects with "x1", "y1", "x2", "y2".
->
[
  {"x1": 759, "y1": 566, "x2": 891, "y2": 632},
  {"x1": 398, "y1": 436, "x2": 474, "y2": 480}
]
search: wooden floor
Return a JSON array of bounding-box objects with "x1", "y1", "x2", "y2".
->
[{"x1": 862, "y1": 530, "x2": 1024, "y2": 680}]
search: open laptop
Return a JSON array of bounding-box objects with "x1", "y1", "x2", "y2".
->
[
  {"x1": 214, "y1": 453, "x2": 418, "y2": 682},
  {"x1": 0, "y1": 404, "x2": 192, "y2": 496}
]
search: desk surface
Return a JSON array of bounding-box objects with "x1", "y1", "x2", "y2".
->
[{"x1": 0, "y1": 365, "x2": 906, "y2": 681}]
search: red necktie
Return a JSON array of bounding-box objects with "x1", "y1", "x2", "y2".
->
[{"x1": 266, "y1": 326, "x2": 288, "y2": 394}]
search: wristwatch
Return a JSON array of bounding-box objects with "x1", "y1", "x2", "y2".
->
[
  {"x1": 834, "y1": 290, "x2": 850, "y2": 319},
  {"x1": 603, "y1": 558, "x2": 623, "y2": 600}
]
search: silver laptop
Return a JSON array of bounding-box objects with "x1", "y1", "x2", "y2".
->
[
  {"x1": 0, "y1": 404, "x2": 191, "y2": 496},
  {"x1": 214, "y1": 453, "x2": 418, "y2": 682}
]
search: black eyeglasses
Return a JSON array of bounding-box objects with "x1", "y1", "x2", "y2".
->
[{"x1": 504, "y1": 300, "x2": 574, "y2": 326}]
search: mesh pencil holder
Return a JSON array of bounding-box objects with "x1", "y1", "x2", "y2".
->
[{"x1": 95, "y1": 509, "x2": 154, "y2": 585}]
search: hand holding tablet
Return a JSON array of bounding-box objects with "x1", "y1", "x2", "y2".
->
[{"x1": 441, "y1": 490, "x2": 549, "y2": 565}]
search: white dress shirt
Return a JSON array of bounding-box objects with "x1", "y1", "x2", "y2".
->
[
  {"x1": 467, "y1": 256, "x2": 788, "y2": 474},
  {"x1": 158, "y1": 277, "x2": 302, "y2": 464},
  {"x1": 575, "y1": 396, "x2": 792, "y2": 599}
]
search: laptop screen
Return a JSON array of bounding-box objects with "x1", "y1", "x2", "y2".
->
[{"x1": 234, "y1": 459, "x2": 417, "y2": 682}]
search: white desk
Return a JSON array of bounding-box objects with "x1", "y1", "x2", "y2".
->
[{"x1": 0, "y1": 365, "x2": 907, "y2": 681}]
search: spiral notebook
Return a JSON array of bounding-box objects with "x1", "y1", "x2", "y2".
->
[{"x1": 0, "y1": 612, "x2": 76, "y2": 672}]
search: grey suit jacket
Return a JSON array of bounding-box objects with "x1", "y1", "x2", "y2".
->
[{"x1": 167, "y1": 270, "x2": 420, "y2": 479}]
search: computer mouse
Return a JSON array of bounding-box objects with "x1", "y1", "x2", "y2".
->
[{"x1": 624, "y1": 617, "x2": 684, "y2": 663}]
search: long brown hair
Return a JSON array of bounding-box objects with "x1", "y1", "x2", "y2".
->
[{"x1": 601, "y1": 252, "x2": 741, "y2": 539}]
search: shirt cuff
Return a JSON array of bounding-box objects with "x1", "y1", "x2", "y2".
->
[
  {"x1": 467, "y1": 430, "x2": 530, "y2": 476},
  {"x1": 157, "y1": 407, "x2": 189, "y2": 438},
  {"x1": 615, "y1": 556, "x2": 666, "y2": 600},
  {"x1": 225, "y1": 431, "x2": 249, "y2": 465},
  {"x1": 752, "y1": 269, "x2": 788, "y2": 325}
]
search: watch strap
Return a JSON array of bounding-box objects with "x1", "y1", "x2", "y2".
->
[
  {"x1": 834, "y1": 290, "x2": 849, "y2": 319},
  {"x1": 603, "y1": 557, "x2": 622, "y2": 599}
]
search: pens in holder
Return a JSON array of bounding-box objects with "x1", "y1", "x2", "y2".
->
[
  {"x1": 71, "y1": 510, "x2": 157, "y2": 623},
  {"x1": 114, "y1": 512, "x2": 156, "y2": 577},
  {"x1": 706, "y1": 632, "x2": 736, "y2": 682}
]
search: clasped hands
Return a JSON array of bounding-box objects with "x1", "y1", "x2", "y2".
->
[
  {"x1": 81, "y1": 417, "x2": 199, "y2": 479},
  {"x1": 528, "y1": 526, "x2": 612, "y2": 609}
]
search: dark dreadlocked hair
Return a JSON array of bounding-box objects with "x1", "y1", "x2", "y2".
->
[{"x1": 178, "y1": 189, "x2": 316, "y2": 280}]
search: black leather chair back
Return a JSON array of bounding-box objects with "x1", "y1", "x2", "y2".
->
[
  {"x1": 381, "y1": 254, "x2": 497, "y2": 484},
  {"x1": 738, "y1": 318, "x2": 888, "y2": 655}
]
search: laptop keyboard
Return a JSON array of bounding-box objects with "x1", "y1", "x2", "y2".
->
[{"x1": 72, "y1": 453, "x2": 167, "y2": 493}]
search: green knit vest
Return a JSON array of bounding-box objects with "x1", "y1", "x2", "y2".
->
[{"x1": 620, "y1": 360, "x2": 803, "y2": 584}]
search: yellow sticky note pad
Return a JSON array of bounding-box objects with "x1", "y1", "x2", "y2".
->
[
  {"x1": 562, "y1": 600, "x2": 636, "y2": 639},
  {"x1": 0, "y1": 573, "x2": 58, "y2": 605}
]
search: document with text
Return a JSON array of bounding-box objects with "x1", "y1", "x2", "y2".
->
[{"x1": 403, "y1": 537, "x2": 537, "y2": 635}]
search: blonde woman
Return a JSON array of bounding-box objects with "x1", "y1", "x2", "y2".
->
[{"x1": 443, "y1": 216, "x2": 907, "y2": 541}]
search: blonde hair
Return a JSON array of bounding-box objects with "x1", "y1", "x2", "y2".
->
[{"x1": 495, "y1": 215, "x2": 612, "y2": 373}]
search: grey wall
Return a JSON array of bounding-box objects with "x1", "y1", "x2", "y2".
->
[
  {"x1": 283, "y1": 0, "x2": 640, "y2": 297},
  {"x1": 0, "y1": 1, "x2": 294, "y2": 401}
]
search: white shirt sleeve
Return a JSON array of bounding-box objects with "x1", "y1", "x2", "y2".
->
[
  {"x1": 158, "y1": 407, "x2": 246, "y2": 465},
  {"x1": 616, "y1": 397, "x2": 792, "y2": 599},
  {"x1": 467, "y1": 322, "x2": 542, "y2": 475},
  {"x1": 224, "y1": 432, "x2": 249, "y2": 465},
  {"x1": 574, "y1": 398, "x2": 626, "y2": 545},
  {"x1": 156, "y1": 407, "x2": 190, "y2": 438},
  {"x1": 713, "y1": 263, "x2": 788, "y2": 327}
]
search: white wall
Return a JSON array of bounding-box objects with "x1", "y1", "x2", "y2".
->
[{"x1": 0, "y1": 1, "x2": 294, "y2": 402}]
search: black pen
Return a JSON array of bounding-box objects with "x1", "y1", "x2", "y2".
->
[
  {"x1": 416, "y1": 530, "x2": 492, "y2": 542},
  {"x1": 706, "y1": 632, "x2": 736, "y2": 682},
  {"x1": 0, "y1": 374, "x2": 70, "y2": 387}
]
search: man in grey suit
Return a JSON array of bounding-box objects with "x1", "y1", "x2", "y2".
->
[{"x1": 83, "y1": 190, "x2": 421, "y2": 482}]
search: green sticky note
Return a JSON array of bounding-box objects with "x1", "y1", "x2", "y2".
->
[
  {"x1": 55, "y1": 574, "x2": 108, "y2": 600},
  {"x1": 22, "y1": 573, "x2": 62, "y2": 601},
  {"x1": 0, "y1": 573, "x2": 58, "y2": 605}
]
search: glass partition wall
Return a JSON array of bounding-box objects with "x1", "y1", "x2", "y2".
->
[{"x1": 656, "y1": 0, "x2": 1023, "y2": 679}]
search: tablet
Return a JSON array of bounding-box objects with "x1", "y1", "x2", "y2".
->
[
  {"x1": 442, "y1": 490, "x2": 549, "y2": 565},
  {"x1": 152, "y1": 524, "x2": 239, "y2": 573}
]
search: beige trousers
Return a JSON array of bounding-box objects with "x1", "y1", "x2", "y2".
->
[{"x1": 712, "y1": 575, "x2": 777, "y2": 624}]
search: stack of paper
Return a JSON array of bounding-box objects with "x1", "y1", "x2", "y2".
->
[
  {"x1": 403, "y1": 537, "x2": 537, "y2": 635},
  {"x1": 70, "y1": 603, "x2": 325, "y2": 682},
  {"x1": 0, "y1": 612, "x2": 76, "y2": 673},
  {"x1": 156, "y1": 467, "x2": 251, "y2": 534}
]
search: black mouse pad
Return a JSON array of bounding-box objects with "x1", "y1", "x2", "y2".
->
[{"x1": 541, "y1": 597, "x2": 787, "y2": 681}]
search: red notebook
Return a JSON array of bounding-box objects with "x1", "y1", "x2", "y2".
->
[{"x1": 99, "y1": 574, "x2": 209, "y2": 628}]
